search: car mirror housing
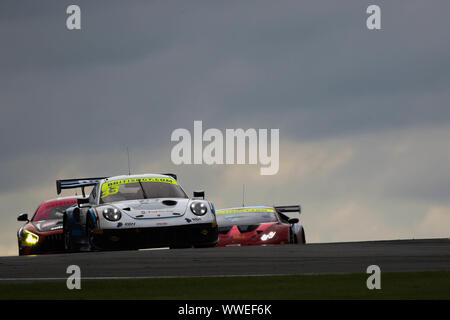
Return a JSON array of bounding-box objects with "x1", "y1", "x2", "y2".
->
[
  {"x1": 17, "y1": 213, "x2": 29, "y2": 222},
  {"x1": 77, "y1": 198, "x2": 92, "y2": 208},
  {"x1": 193, "y1": 190, "x2": 205, "y2": 199},
  {"x1": 288, "y1": 218, "x2": 299, "y2": 224},
  {"x1": 77, "y1": 197, "x2": 90, "y2": 205}
]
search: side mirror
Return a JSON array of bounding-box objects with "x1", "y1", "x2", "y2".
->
[
  {"x1": 17, "y1": 213, "x2": 29, "y2": 222},
  {"x1": 193, "y1": 190, "x2": 205, "y2": 199},
  {"x1": 288, "y1": 218, "x2": 299, "y2": 224},
  {"x1": 77, "y1": 198, "x2": 91, "y2": 208}
]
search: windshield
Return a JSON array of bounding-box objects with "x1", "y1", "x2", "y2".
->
[
  {"x1": 33, "y1": 199, "x2": 78, "y2": 221},
  {"x1": 100, "y1": 177, "x2": 187, "y2": 203},
  {"x1": 216, "y1": 208, "x2": 278, "y2": 227}
]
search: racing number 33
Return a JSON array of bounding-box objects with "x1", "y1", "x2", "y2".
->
[{"x1": 101, "y1": 185, "x2": 120, "y2": 198}]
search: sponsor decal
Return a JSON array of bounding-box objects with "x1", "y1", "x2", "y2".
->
[
  {"x1": 156, "y1": 222, "x2": 168, "y2": 226},
  {"x1": 185, "y1": 218, "x2": 192, "y2": 223},
  {"x1": 35, "y1": 199, "x2": 77, "y2": 220},
  {"x1": 101, "y1": 177, "x2": 178, "y2": 198},
  {"x1": 125, "y1": 222, "x2": 135, "y2": 227},
  {"x1": 216, "y1": 208, "x2": 275, "y2": 214},
  {"x1": 117, "y1": 222, "x2": 123, "y2": 228}
]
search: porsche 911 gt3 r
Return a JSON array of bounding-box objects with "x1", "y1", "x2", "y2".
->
[
  {"x1": 61, "y1": 173, "x2": 218, "y2": 251},
  {"x1": 215, "y1": 206, "x2": 305, "y2": 247},
  {"x1": 17, "y1": 196, "x2": 80, "y2": 255}
]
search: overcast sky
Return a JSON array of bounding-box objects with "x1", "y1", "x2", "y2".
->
[{"x1": 1, "y1": 1, "x2": 449, "y2": 256}]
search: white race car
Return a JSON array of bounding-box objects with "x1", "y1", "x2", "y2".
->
[{"x1": 60, "y1": 173, "x2": 218, "y2": 251}]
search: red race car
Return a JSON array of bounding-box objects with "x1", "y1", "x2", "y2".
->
[
  {"x1": 215, "y1": 206, "x2": 306, "y2": 247},
  {"x1": 17, "y1": 196, "x2": 80, "y2": 255}
]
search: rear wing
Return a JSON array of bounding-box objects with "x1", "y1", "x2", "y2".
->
[
  {"x1": 275, "y1": 205, "x2": 301, "y2": 215},
  {"x1": 56, "y1": 177, "x2": 107, "y2": 197},
  {"x1": 274, "y1": 205, "x2": 301, "y2": 223}
]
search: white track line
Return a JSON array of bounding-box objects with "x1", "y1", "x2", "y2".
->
[
  {"x1": 138, "y1": 247, "x2": 170, "y2": 251},
  {"x1": 0, "y1": 273, "x2": 312, "y2": 282}
]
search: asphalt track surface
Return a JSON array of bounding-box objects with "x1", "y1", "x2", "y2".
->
[{"x1": 0, "y1": 239, "x2": 449, "y2": 281}]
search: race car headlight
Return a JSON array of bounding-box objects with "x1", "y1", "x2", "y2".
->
[
  {"x1": 102, "y1": 207, "x2": 122, "y2": 221},
  {"x1": 24, "y1": 230, "x2": 39, "y2": 245},
  {"x1": 190, "y1": 202, "x2": 208, "y2": 216},
  {"x1": 260, "y1": 231, "x2": 276, "y2": 241}
]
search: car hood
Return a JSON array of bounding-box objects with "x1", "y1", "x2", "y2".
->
[
  {"x1": 32, "y1": 219, "x2": 63, "y2": 232},
  {"x1": 219, "y1": 222, "x2": 277, "y2": 235},
  {"x1": 111, "y1": 198, "x2": 190, "y2": 219},
  {"x1": 217, "y1": 222, "x2": 285, "y2": 246}
]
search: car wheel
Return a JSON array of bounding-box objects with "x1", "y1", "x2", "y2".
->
[
  {"x1": 64, "y1": 218, "x2": 75, "y2": 252},
  {"x1": 299, "y1": 228, "x2": 306, "y2": 244},
  {"x1": 86, "y1": 216, "x2": 100, "y2": 251},
  {"x1": 18, "y1": 240, "x2": 23, "y2": 256}
]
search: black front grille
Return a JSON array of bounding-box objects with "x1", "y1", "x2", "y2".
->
[
  {"x1": 98, "y1": 224, "x2": 218, "y2": 249},
  {"x1": 40, "y1": 233, "x2": 64, "y2": 252}
]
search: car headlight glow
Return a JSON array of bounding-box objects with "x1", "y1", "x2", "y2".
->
[
  {"x1": 190, "y1": 202, "x2": 208, "y2": 216},
  {"x1": 260, "y1": 231, "x2": 276, "y2": 241},
  {"x1": 24, "y1": 230, "x2": 39, "y2": 245},
  {"x1": 102, "y1": 207, "x2": 122, "y2": 221}
]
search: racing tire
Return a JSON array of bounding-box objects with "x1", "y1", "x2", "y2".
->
[
  {"x1": 299, "y1": 228, "x2": 306, "y2": 244},
  {"x1": 86, "y1": 215, "x2": 101, "y2": 252},
  {"x1": 64, "y1": 217, "x2": 76, "y2": 253},
  {"x1": 290, "y1": 228, "x2": 296, "y2": 244},
  {"x1": 18, "y1": 240, "x2": 24, "y2": 256}
]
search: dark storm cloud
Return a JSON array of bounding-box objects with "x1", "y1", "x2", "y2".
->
[
  {"x1": 0, "y1": 0, "x2": 173, "y2": 72},
  {"x1": 1, "y1": 1, "x2": 450, "y2": 191}
]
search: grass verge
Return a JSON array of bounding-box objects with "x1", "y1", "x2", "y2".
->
[{"x1": 0, "y1": 271, "x2": 449, "y2": 300}]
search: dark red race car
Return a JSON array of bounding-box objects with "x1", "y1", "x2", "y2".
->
[
  {"x1": 215, "y1": 206, "x2": 305, "y2": 247},
  {"x1": 17, "y1": 196, "x2": 80, "y2": 255}
]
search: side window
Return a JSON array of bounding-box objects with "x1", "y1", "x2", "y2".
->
[
  {"x1": 89, "y1": 184, "x2": 98, "y2": 204},
  {"x1": 30, "y1": 204, "x2": 42, "y2": 221}
]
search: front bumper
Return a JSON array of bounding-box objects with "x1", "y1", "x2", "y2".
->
[
  {"x1": 92, "y1": 223, "x2": 218, "y2": 249},
  {"x1": 18, "y1": 232, "x2": 64, "y2": 255},
  {"x1": 216, "y1": 233, "x2": 289, "y2": 247}
]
